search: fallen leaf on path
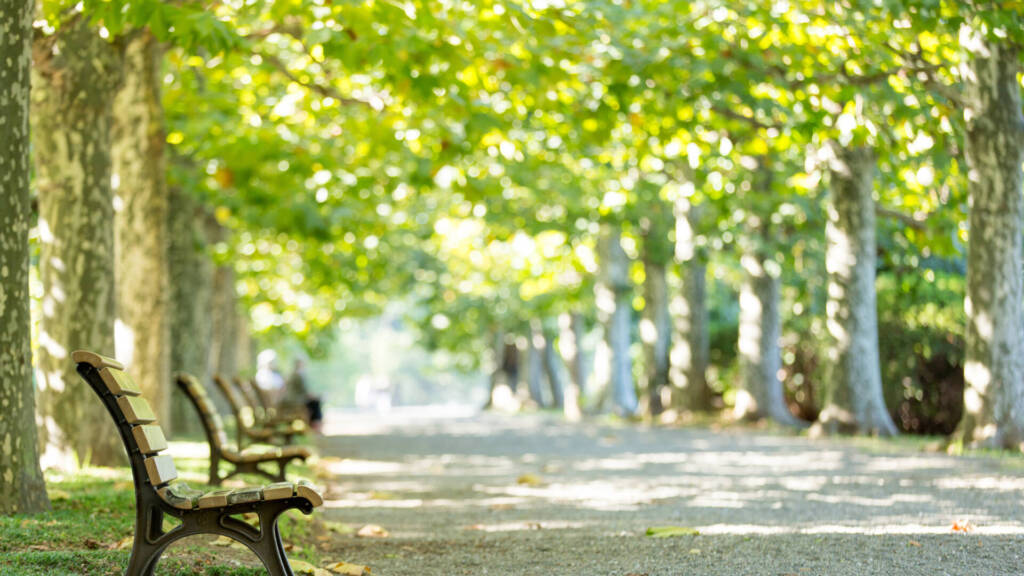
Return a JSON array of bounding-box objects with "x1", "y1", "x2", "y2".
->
[
  {"x1": 111, "y1": 536, "x2": 134, "y2": 550},
  {"x1": 290, "y1": 559, "x2": 331, "y2": 576},
  {"x1": 908, "y1": 540, "x2": 922, "y2": 547},
  {"x1": 951, "y1": 520, "x2": 974, "y2": 533},
  {"x1": 688, "y1": 548, "x2": 701, "y2": 554},
  {"x1": 368, "y1": 491, "x2": 398, "y2": 500},
  {"x1": 325, "y1": 561, "x2": 372, "y2": 575},
  {"x1": 516, "y1": 474, "x2": 544, "y2": 486},
  {"x1": 645, "y1": 526, "x2": 700, "y2": 538},
  {"x1": 356, "y1": 524, "x2": 389, "y2": 538},
  {"x1": 83, "y1": 538, "x2": 102, "y2": 550}
]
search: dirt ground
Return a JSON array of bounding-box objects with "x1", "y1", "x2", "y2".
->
[{"x1": 311, "y1": 409, "x2": 1024, "y2": 576}]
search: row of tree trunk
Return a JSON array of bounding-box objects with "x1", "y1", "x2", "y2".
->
[
  {"x1": 532, "y1": 34, "x2": 1023, "y2": 443},
  {"x1": 3, "y1": 16, "x2": 244, "y2": 501}
]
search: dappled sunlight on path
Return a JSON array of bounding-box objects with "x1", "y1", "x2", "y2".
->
[{"x1": 311, "y1": 409, "x2": 1024, "y2": 575}]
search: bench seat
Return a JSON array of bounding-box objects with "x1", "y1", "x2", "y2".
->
[{"x1": 161, "y1": 479, "x2": 323, "y2": 510}]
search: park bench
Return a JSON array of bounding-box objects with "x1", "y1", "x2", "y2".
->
[
  {"x1": 73, "y1": 350, "x2": 322, "y2": 576},
  {"x1": 235, "y1": 376, "x2": 307, "y2": 429},
  {"x1": 212, "y1": 374, "x2": 304, "y2": 448},
  {"x1": 178, "y1": 373, "x2": 311, "y2": 486}
]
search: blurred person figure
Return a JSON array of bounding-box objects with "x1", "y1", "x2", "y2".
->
[
  {"x1": 284, "y1": 357, "x2": 323, "y2": 433},
  {"x1": 254, "y1": 349, "x2": 286, "y2": 405}
]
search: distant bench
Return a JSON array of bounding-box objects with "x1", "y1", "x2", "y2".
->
[
  {"x1": 212, "y1": 375, "x2": 304, "y2": 448},
  {"x1": 178, "y1": 374, "x2": 310, "y2": 486},
  {"x1": 73, "y1": 350, "x2": 322, "y2": 576}
]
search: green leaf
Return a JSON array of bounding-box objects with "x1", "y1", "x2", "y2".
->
[{"x1": 645, "y1": 526, "x2": 700, "y2": 538}]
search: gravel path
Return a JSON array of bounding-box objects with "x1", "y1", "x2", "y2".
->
[{"x1": 313, "y1": 409, "x2": 1024, "y2": 576}]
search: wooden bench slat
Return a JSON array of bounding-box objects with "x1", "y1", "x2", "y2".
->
[
  {"x1": 226, "y1": 487, "x2": 263, "y2": 506},
  {"x1": 197, "y1": 489, "x2": 235, "y2": 509},
  {"x1": 159, "y1": 484, "x2": 202, "y2": 510},
  {"x1": 144, "y1": 454, "x2": 178, "y2": 486},
  {"x1": 132, "y1": 425, "x2": 167, "y2": 454},
  {"x1": 71, "y1": 350, "x2": 125, "y2": 371},
  {"x1": 262, "y1": 482, "x2": 295, "y2": 501},
  {"x1": 99, "y1": 367, "x2": 141, "y2": 397},
  {"x1": 177, "y1": 373, "x2": 230, "y2": 450},
  {"x1": 117, "y1": 396, "x2": 156, "y2": 424},
  {"x1": 296, "y1": 480, "x2": 323, "y2": 508}
]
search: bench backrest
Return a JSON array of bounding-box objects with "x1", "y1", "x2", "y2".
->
[
  {"x1": 235, "y1": 377, "x2": 270, "y2": 417},
  {"x1": 175, "y1": 373, "x2": 230, "y2": 452},
  {"x1": 72, "y1": 350, "x2": 180, "y2": 492},
  {"x1": 212, "y1": 374, "x2": 254, "y2": 429}
]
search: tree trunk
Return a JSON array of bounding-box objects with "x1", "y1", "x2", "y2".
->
[
  {"x1": 526, "y1": 328, "x2": 547, "y2": 407},
  {"x1": 956, "y1": 33, "x2": 1024, "y2": 449},
  {"x1": 671, "y1": 198, "x2": 712, "y2": 411},
  {"x1": 484, "y1": 328, "x2": 503, "y2": 409},
  {"x1": 540, "y1": 319, "x2": 567, "y2": 411},
  {"x1": 503, "y1": 341, "x2": 520, "y2": 394},
  {"x1": 0, "y1": 0, "x2": 50, "y2": 514},
  {"x1": 112, "y1": 31, "x2": 171, "y2": 428},
  {"x1": 733, "y1": 166, "x2": 801, "y2": 427},
  {"x1": 559, "y1": 313, "x2": 585, "y2": 421},
  {"x1": 208, "y1": 256, "x2": 238, "y2": 380},
  {"x1": 168, "y1": 188, "x2": 213, "y2": 436},
  {"x1": 33, "y1": 17, "x2": 125, "y2": 468},
  {"x1": 815, "y1": 145, "x2": 897, "y2": 436},
  {"x1": 642, "y1": 258, "x2": 670, "y2": 416},
  {"x1": 599, "y1": 227, "x2": 638, "y2": 416}
]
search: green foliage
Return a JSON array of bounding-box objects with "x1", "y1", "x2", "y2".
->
[
  {"x1": 53, "y1": 0, "x2": 1019, "y2": 423},
  {"x1": 42, "y1": 1, "x2": 238, "y2": 52},
  {"x1": 877, "y1": 268, "x2": 965, "y2": 434}
]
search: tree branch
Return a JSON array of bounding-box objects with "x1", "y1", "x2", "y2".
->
[
  {"x1": 256, "y1": 50, "x2": 369, "y2": 108},
  {"x1": 884, "y1": 41, "x2": 967, "y2": 108},
  {"x1": 876, "y1": 205, "x2": 927, "y2": 230},
  {"x1": 710, "y1": 103, "x2": 775, "y2": 131}
]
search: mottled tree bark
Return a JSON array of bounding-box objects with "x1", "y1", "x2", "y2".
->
[
  {"x1": 540, "y1": 319, "x2": 567, "y2": 411},
  {"x1": 168, "y1": 188, "x2": 213, "y2": 436},
  {"x1": 956, "y1": 32, "x2": 1024, "y2": 449},
  {"x1": 568, "y1": 312, "x2": 589, "y2": 397},
  {"x1": 558, "y1": 312, "x2": 585, "y2": 421},
  {"x1": 235, "y1": 312, "x2": 253, "y2": 374},
  {"x1": 483, "y1": 328, "x2": 504, "y2": 409},
  {"x1": 671, "y1": 198, "x2": 712, "y2": 412},
  {"x1": 816, "y1": 145, "x2": 897, "y2": 436},
  {"x1": 33, "y1": 17, "x2": 124, "y2": 468},
  {"x1": 526, "y1": 327, "x2": 547, "y2": 407},
  {"x1": 734, "y1": 167, "x2": 801, "y2": 427},
  {"x1": 208, "y1": 249, "x2": 239, "y2": 379},
  {"x1": 642, "y1": 258, "x2": 670, "y2": 416},
  {"x1": 112, "y1": 31, "x2": 171, "y2": 428},
  {"x1": 0, "y1": 0, "x2": 49, "y2": 514},
  {"x1": 598, "y1": 227, "x2": 638, "y2": 416}
]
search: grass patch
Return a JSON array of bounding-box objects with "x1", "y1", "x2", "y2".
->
[{"x1": 0, "y1": 441, "x2": 323, "y2": 575}]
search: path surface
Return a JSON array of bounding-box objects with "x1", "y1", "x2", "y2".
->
[{"x1": 313, "y1": 409, "x2": 1024, "y2": 576}]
